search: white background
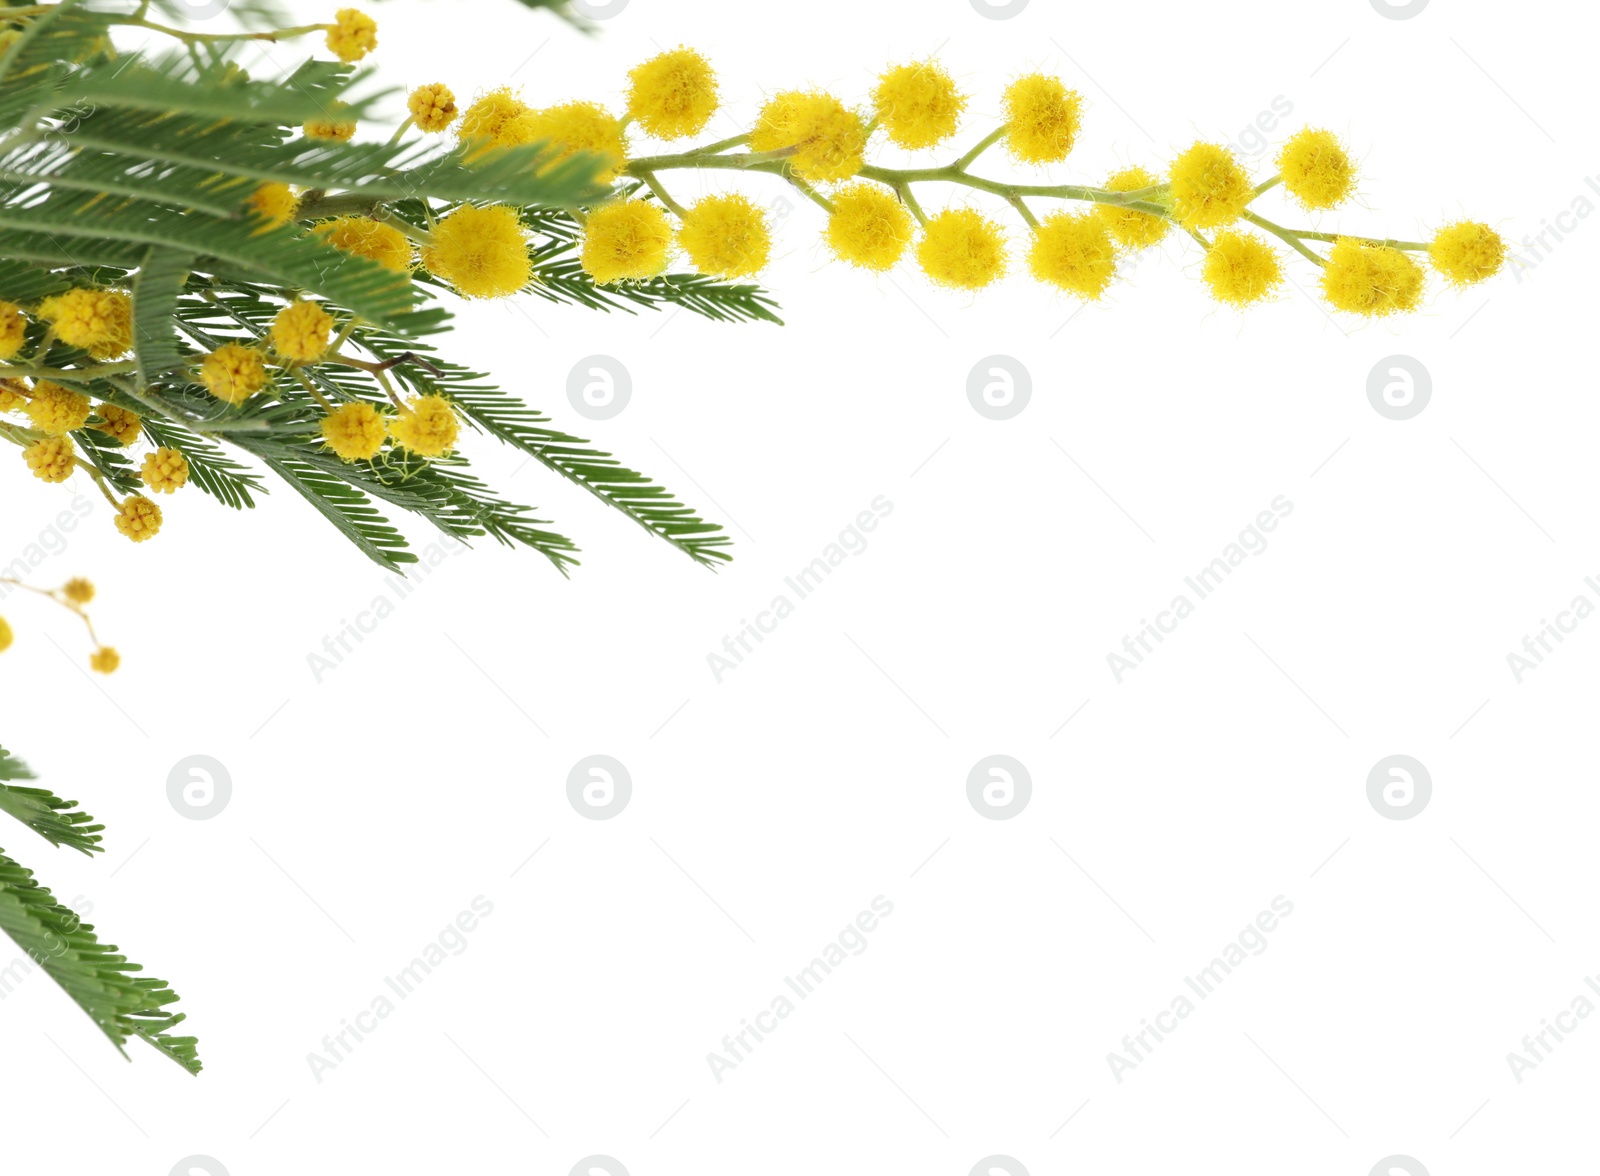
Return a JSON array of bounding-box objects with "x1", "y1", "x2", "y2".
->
[{"x1": 2, "y1": 0, "x2": 1596, "y2": 1173}]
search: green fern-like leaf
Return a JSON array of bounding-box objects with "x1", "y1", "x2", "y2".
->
[{"x1": 0, "y1": 744, "x2": 199, "y2": 1074}]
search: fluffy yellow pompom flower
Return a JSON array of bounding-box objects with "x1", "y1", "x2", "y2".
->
[
  {"x1": 321, "y1": 401, "x2": 387, "y2": 461},
  {"x1": 421, "y1": 204, "x2": 531, "y2": 298},
  {"x1": 917, "y1": 208, "x2": 1008, "y2": 290},
  {"x1": 626, "y1": 46, "x2": 719, "y2": 140},
  {"x1": 751, "y1": 91, "x2": 867, "y2": 183},
  {"x1": 140, "y1": 447, "x2": 189, "y2": 494},
  {"x1": 458, "y1": 88, "x2": 533, "y2": 150},
  {"x1": 1201, "y1": 231, "x2": 1283, "y2": 307},
  {"x1": 677, "y1": 194, "x2": 770, "y2": 278},
  {"x1": 388, "y1": 395, "x2": 459, "y2": 457},
  {"x1": 0, "y1": 616, "x2": 10, "y2": 653},
  {"x1": 113, "y1": 495, "x2": 162, "y2": 543},
  {"x1": 1095, "y1": 166, "x2": 1169, "y2": 250},
  {"x1": 873, "y1": 60, "x2": 966, "y2": 150},
  {"x1": 62, "y1": 578, "x2": 94, "y2": 605},
  {"x1": 0, "y1": 379, "x2": 26, "y2": 414},
  {"x1": 1027, "y1": 211, "x2": 1117, "y2": 299},
  {"x1": 1169, "y1": 142, "x2": 1253, "y2": 230},
  {"x1": 325, "y1": 8, "x2": 377, "y2": 63},
  {"x1": 1002, "y1": 74, "x2": 1083, "y2": 165},
  {"x1": 825, "y1": 183, "x2": 914, "y2": 272},
  {"x1": 1429, "y1": 221, "x2": 1505, "y2": 286},
  {"x1": 315, "y1": 216, "x2": 414, "y2": 273},
  {"x1": 24, "y1": 436, "x2": 76, "y2": 483},
  {"x1": 1321, "y1": 238, "x2": 1425, "y2": 316},
  {"x1": 515, "y1": 102, "x2": 628, "y2": 183},
  {"x1": 304, "y1": 115, "x2": 356, "y2": 142},
  {"x1": 246, "y1": 182, "x2": 299, "y2": 229},
  {"x1": 0, "y1": 301, "x2": 26, "y2": 360},
  {"x1": 1277, "y1": 128, "x2": 1356, "y2": 211},
  {"x1": 94, "y1": 403, "x2": 142, "y2": 446},
  {"x1": 89, "y1": 647, "x2": 120, "y2": 674},
  {"x1": 199, "y1": 342, "x2": 269, "y2": 404},
  {"x1": 272, "y1": 300, "x2": 335, "y2": 362},
  {"x1": 38, "y1": 288, "x2": 132, "y2": 358},
  {"x1": 25, "y1": 381, "x2": 90, "y2": 434},
  {"x1": 408, "y1": 82, "x2": 458, "y2": 133},
  {"x1": 580, "y1": 200, "x2": 674, "y2": 284}
]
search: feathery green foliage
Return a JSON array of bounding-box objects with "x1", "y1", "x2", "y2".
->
[
  {"x1": 0, "y1": 744, "x2": 200, "y2": 1074},
  {"x1": 1, "y1": 0, "x2": 776, "y2": 571}
]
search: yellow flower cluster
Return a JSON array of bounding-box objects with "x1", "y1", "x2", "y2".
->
[
  {"x1": 199, "y1": 342, "x2": 269, "y2": 404},
  {"x1": 315, "y1": 216, "x2": 415, "y2": 273},
  {"x1": 247, "y1": 182, "x2": 300, "y2": 229},
  {"x1": 421, "y1": 204, "x2": 531, "y2": 298},
  {"x1": 37, "y1": 288, "x2": 132, "y2": 358},
  {"x1": 485, "y1": 49, "x2": 1508, "y2": 316},
  {"x1": 324, "y1": 8, "x2": 377, "y2": 64},
  {"x1": 272, "y1": 300, "x2": 335, "y2": 362},
  {"x1": 407, "y1": 83, "x2": 458, "y2": 134},
  {"x1": 316, "y1": 394, "x2": 460, "y2": 463},
  {"x1": 0, "y1": 575, "x2": 120, "y2": 674}
]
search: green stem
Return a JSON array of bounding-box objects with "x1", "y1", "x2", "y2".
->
[
  {"x1": 111, "y1": 18, "x2": 329, "y2": 45},
  {"x1": 952, "y1": 126, "x2": 1008, "y2": 172},
  {"x1": 691, "y1": 133, "x2": 751, "y2": 155},
  {"x1": 638, "y1": 171, "x2": 688, "y2": 217},
  {"x1": 0, "y1": 361, "x2": 138, "y2": 382},
  {"x1": 785, "y1": 173, "x2": 834, "y2": 214},
  {"x1": 1251, "y1": 175, "x2": 1283, "y2": 200},
  {"x1": 1007, "y1": 194, "x2": 1039, "y2": 230},
  {"x1": 1240, "y1": 210, "x2": 1326, "y2": 267},
  {"x1": 295, "y1": 191, "x2": 385, "y2": 222},
  {"x1": 294, "y1": 369, "x2": 333, "y2": 411},
  {"x1": 1290, "y1": 228, "x2": 1431, "y2": 251}
]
